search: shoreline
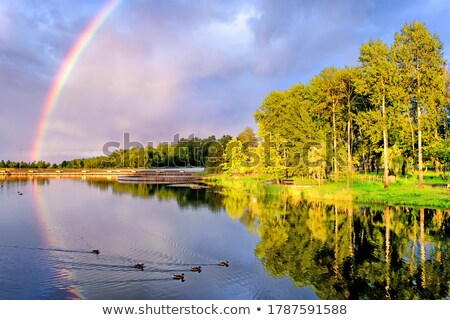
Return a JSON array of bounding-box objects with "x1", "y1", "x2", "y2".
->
[
  {"x1": 0, "y1": 168, "x2": 140, "y2": 177},
  {"x1": 2, "y1": 170, "x2": 449, "y2": 209},
  {"x1": 203, "y1": 175, "x2": 450, "y2": 210}
]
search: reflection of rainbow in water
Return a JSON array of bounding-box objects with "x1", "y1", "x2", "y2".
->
[
  {"x1": 31, "y1": 181, "x2": 85, "y2": 299},
  {"x1": 31, "y1": 0, "x2": 120, "y2": 161}
]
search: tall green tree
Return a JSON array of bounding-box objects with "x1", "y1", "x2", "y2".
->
[
  {"x1": 356, "y1": 39, "x2": 398, "y2": 188},
  {"x1": 255, "y1": 85, "x2": 324, "y2": 177},
  {"x1": 337, "y1": 67, "x2": 362, "y2": 176},
  {"x1": 392, "y1": 21, "x2": 447, "y2": 186},
  {"x1": 311, "y1": 67, "x2": 345, "y2": 178}
]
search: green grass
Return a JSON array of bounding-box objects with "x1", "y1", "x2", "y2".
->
[
  {"x1": 204, "y1": 173, "x2": 450, "y2": 209},
  {"x1": 421, "y1": 171, "x2": 449, "y2": 185},
  {"x1": 350, "y1": 180, "x2": 449, "y2": 208}
]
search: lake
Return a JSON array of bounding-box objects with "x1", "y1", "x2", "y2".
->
[{"x1": 0, "y1": 177, "x2": 449, "y2": 300}]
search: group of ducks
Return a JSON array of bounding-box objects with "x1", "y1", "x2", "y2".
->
[
  {"x1": 168, "y1": 261, "x2": 230, "y2": 281},
  {"x1": 90, "y1": 250, "x2": 229, "y2": 281}
]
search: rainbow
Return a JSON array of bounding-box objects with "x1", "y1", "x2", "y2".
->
[{"x1": 31, "y1": 0, "x2": 120, "y2": 161}]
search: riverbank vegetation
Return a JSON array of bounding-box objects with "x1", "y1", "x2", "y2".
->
[{"x1": 204, "y1": 174, "x2": 449, "y2": 209}]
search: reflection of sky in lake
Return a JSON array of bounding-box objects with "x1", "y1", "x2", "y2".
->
[
  {"x1": 0, "y1": 178, "x2": 314, "y2": 299},
  {"x1": 0, "y1": 179, "x2": 79, "y2": 299}
]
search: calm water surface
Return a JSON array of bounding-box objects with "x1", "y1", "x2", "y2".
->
[{"x1": 0, "y1": 177, "x2": 449, "y2": 300}]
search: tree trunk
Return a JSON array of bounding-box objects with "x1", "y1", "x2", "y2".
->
[
  {"x1": 418, "y1": 105, "x2": 424, "y2": 187},
  {"x1": 382, "y1": 96, "x2": 389, "y2": 189},
  {"x1": 406, "y1": 109, "x2": 415, "y2": 158},
  {"x1": 370, "y1": 153, "x2": 374, "y2": 173},
  {"x1": 363, "y1": 153, "x2": 367, "y2": 174},
  {"x1": 435, "y1": 129, "x2": 439, "y2": 173},
  {"x1": 333, "y1": 102, "x2": 338, "y2": 179},
  {"x1": 347, "y1": 120, "x2": 352, "y2": 187},
  {"x1": 348, "y1": 120, "x2": 352, "y2": 175}
]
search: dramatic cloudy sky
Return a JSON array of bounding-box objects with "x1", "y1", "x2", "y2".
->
[{"x1": 1, "y1": 0, "x2": 450, "y2": 162}]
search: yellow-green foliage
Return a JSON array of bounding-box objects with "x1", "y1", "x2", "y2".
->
[{"x1": 205, "y1": 174, "x2": 449, "y2": 209}]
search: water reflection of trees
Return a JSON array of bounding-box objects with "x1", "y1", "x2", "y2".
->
[
  {"x1": 212, "y1": 183, "x2": 450, "y2": 299},
  {"x1": 85, "y1": 179, "x2": 450, "y2": 299},
  {"x1": 253, "y1": 200, "x2": 450, "y2": 299},
  {"x1": 86, "y1": 180, "x2": 224, "y2": 213}
]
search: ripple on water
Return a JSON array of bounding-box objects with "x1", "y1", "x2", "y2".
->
[
  {"x1": 1, "y1": 224, "x2": 257, "y2": 299},
  {"x1": 0, "y1": 245, "x2": 79, "y2": 299},
  {"x1": 41, "y1": 238, "x2": 198, "y2": 299}
]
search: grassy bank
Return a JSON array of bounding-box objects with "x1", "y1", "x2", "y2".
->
[{"x1": 204, "y1": 174, "x2": 450, "y2": 209}]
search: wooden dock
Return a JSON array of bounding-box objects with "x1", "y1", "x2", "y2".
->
[{"x1": 118, "y1": 170, "x2": 203, "y2": 184}]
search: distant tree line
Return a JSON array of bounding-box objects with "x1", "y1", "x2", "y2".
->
[
  {"x1": 0, "y1": 135, "x2": 235, "y2": 171},
  {"x1": 0, "y1": 160, "x2": 53, "y2": 169},
  {"x1": 44, "y1": 135, "x2": 233, "y2": 171}
]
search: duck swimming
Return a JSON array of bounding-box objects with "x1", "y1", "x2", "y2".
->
[
  {"x1": 91, "y1": 249, "x2": 100, "y2": 255},
  {"x1": 217, "y1": 261, "x2": 229, "y2": 267},
  {"x1": 172, "y1": 273, "x2": 185, "y2": 280},
  {"x1": 190, "y1": 266, "x2": 202, "y2": 272},
  {"x1": 134, "y1": 263, "x2": 145, "y2": 270}
]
